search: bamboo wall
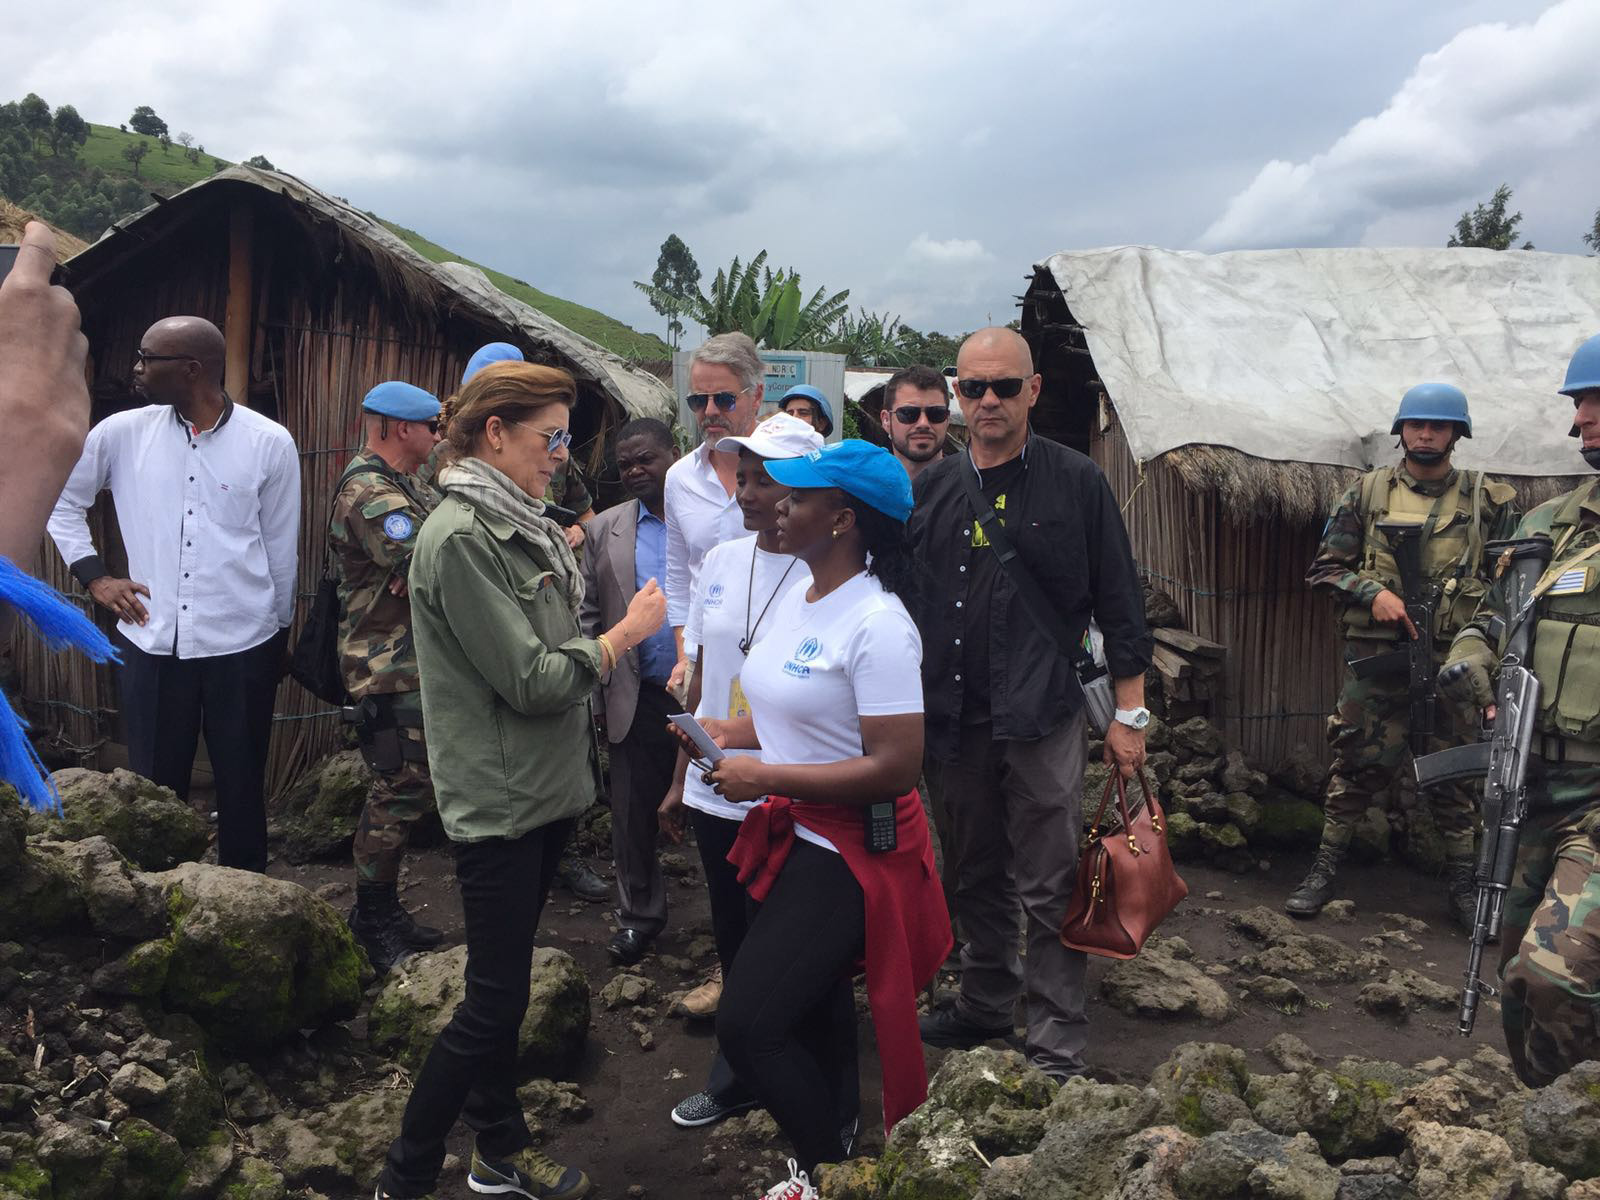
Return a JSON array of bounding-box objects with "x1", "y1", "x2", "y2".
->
[
  {"x1": 1093, "y1": 419, "x2": 1342, "y2": 769},
  {"x1": 13, "y1": 194, "x2": 625, "y2": 799}
]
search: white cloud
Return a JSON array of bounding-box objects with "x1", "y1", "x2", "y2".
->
[
  {"x1": 906, "y1": 234, "x2": 992, "y2": 265},
  {"x1": 1198, "y1": 0, "x2": 1600, "y2": 250}
]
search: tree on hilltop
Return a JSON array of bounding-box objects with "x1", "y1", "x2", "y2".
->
[
  {"x1": 122, "y1": 139, "x2": 149, "y2": 177},
  {"x1": 1584, "y1": 207, "x2": 1600, "y2": 255},
  {"x1": 157, "y1": 132, "x2": 173, "y2": 157},
  {"x1": 244, "y1": 154, "x2": 275, "y2": 170},
  {"x1": 18, "y1": 93, "x2": 51, "y2": 150},
  {"x1": 128, "y1": 106, "x2": 168, "y2": 138},
  {"x1": 1447, "y1": 183, "x2": 1533, "y2": 250},
  {"x1": 47, "y1": 105, "x2": 89, "y2": 158},
  {"x1": 643, "y1": 234, "x2": 701, "y2": 349}
]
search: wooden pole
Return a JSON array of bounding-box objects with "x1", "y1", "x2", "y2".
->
[{"x1": 224, "y1": 205, "x2": 253, "y2": 403}]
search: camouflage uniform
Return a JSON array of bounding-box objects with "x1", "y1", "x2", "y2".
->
[
  {"x1": 1453, "y1": 478, "x2": 1600, "y2": 1084},
  {"x1": 1306, "y1": 463, "x2": 1519, "y2": 857},
  {"x1": 329, "y1": 451, "x2": 441, "y2": 884}
]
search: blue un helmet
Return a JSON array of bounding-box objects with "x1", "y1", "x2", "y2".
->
[
  {"x1": 1560, "y1": 333, "x2": 1600, "y2": 442},
  {"x1": 1390, "y1": 382, "x2": 1471, "y2": 438},
  {"x1": 1559, "y1": 333, "x2": 1600, "y2": 398}
]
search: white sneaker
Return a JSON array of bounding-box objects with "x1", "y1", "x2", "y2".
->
[{"x1": 758, "y1": 1159, "x2": 817, "y2": 1199}]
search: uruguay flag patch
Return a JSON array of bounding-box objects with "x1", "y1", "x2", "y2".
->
[{"x1": 1549, "y1": 567, "x2": 1590, "y2": 596}]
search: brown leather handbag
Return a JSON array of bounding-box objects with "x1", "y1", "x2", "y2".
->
[{"x1": 1059, "y1": 769, "x2": 1188, "y2": 959}]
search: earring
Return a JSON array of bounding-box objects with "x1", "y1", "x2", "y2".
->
[{"x1": 832, "y1": 529, "x2": 840, "y2": 539}]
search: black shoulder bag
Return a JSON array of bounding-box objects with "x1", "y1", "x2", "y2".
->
[{"x1": 957, "y1": 462, "x2": 1115, "y2": 736}]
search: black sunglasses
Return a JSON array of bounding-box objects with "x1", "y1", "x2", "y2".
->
[
  {"x1": 134, "y1": 350, "x2": 199, "y2": 365},
  {"x1": 956, "y1": 377, "x2": 1025, "y2": 401},
  {"x1": 892, "y1": 404, "x2": 950, "y2": 425},
  {"x1": 686, "y1": 388, "x2": 750, "y2": 412}
]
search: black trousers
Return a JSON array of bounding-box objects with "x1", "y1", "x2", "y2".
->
[
  {"x1": 380, "y1": 818, "x2": 573, "y2": 1197},
  {"x1": 611, "y1": 684, "x2": 677, "y2": 934},
  {"x1": 717, "y1": 839, "x2": 864, "y2": 1174},
  {"x1": 691, "y1": 807, "x2": 757, "y2": 1105},
  {"x1": 117, "y1": 629, "x2": 283, "y2": 872}
]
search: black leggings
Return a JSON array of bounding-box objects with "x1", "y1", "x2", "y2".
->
[
  {"x1": 380, "y1": 818, "x2": 572, "y2": 1198},
  {"x1": 717, "y1": 839, "x2": 865, "y2": 1173}
]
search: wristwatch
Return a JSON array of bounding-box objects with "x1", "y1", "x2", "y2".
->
[{"x1": 1113, "y1": 706, "x2": 1151, "y2": 730}]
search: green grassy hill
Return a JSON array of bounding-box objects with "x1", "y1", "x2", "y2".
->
[
  {"x1": 16, "y1": 118, "x2": 670, "y2": 360},
  {"x1": 79, "y1": 123, "x2": 226, "y2": 190},
  {"x1": 381, "y1": 220, "x2": 669, "y2": 360}
]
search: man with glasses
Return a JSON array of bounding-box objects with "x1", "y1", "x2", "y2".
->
[
  {"x1": 328, "y1": 381, "x2": 447, "y2": 972},
  {"x1": 879, "y1": 365, "x2": 952, "y2": 483},
  {"x1": 664, "y1": 332, "x2": 765, "y2": 694},
  {"x1": 909, "y1": 327, "x2": 1151, "y2": 1081},
  {"x1": 48, "y1": 316, "x2": 301, "y2": 872}
]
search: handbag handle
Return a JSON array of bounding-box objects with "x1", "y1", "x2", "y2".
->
[{"x1": 1086, "y1": 766, "x2": 1161, "y2": 853}]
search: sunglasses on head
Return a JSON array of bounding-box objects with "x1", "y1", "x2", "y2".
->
[
  {"x1": 892, "y1": 403, "x2": 950, "y2": 425},
  {"x1": 685, "y1": 387, "x2": 751, "y2": 413},
  {"x1": 956, "y1": 377, "x2": 1025, "y2": 401},
  {"x1": 503, "y1": 418, "x2": 572, "y2": 453}
]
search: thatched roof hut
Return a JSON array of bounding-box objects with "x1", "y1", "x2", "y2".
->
[
  {"x1": 1023, "y1": 245, "x2": 1599, "y2": 768},
  {"x1": 13, "y1": 165, "x2": 674, "y2": 794},
  {"x1": 0, "y1": 199, "x2": 87, "y2": 255}
]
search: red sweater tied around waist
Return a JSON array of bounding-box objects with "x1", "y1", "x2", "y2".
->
[{"x1": 726, "y1": 789, "x2": 953, "y2": 1133}]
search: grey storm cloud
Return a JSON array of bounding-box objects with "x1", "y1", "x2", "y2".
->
[
  {"x1": 1198, "y1": 0, "x2": 1600, "y2": 251},
  {"x1": 12, "y1": 0, "x2": 1589, "y2": 339}
]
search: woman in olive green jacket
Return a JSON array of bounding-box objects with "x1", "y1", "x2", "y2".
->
[{"x1": 376, "y1": 361, "x2": 664, "y2": 1200}]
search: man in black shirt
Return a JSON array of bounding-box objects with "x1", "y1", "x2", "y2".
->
[{"x1": 910, "y1": 327, "x2": 1153, "y2": 1080}]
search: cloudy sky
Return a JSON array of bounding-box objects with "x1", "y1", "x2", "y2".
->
[{"x1": 14, "y1": 0, "x2": 1600, "y2": 341}]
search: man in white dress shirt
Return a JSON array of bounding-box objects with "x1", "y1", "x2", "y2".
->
[
  {"x1": 664, "y1": 332, "x2": 765, "y2": 692},
  {"x1": 48, "y1": 316, "x2": 300, "y2": 871}
]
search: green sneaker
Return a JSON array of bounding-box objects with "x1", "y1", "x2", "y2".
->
[{"x1": 468, "y1": 1145, "x2": 592, "y2": 1198}]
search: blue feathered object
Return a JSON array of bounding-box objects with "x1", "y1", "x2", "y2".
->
[{"x1": 0, "y1": 557, "x2": 119, "y2": 814}]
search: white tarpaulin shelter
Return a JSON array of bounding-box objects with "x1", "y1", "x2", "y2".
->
[{"x1": 1039, "y1": 245, "x2": 1600, "y2": 477}]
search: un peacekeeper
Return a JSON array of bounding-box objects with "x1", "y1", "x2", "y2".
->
[
  {"x1": 1295, "y1": 383, "x2": 1519, "y2": 926},
  {"x1": 1439, "y1": 333, "x2": 1600, "y2": 1086},
  {"x1": 331, "y1": 381, "x2": 446, "y2": 973}
]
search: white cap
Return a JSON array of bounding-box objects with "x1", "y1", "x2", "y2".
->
[{"x1": 716, "y1": 411, "x2": 824, "y2": 459}]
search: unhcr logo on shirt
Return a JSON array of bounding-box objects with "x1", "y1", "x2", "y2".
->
[
  {"x1": 705, "y1": 582, "x2": 725, "y2": 608},
  {"x1": 783, "y1": 636, "x2": 822, "y2": 678}
]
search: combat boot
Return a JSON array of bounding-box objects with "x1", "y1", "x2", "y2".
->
[
  {"x1": 1285, "y1": 845, "x2": 1343, "y2": 918},
  {"x1": 350, "y1": 884, "x2": 416, "y2": 975},
  {"x1": 356, "y1": 880, "x2": 442, "y2": 950},
  {"x1": 1445, "y1": 857, "x2": 1478, "y2": 933}
]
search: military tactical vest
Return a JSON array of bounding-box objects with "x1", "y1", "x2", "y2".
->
[
  {"x1": 1521, "y1": 482, "x2": 1600, "y2": 744},
  {"x1": 1340, "y1": 466, "x2": 1494, "y2": 642}
]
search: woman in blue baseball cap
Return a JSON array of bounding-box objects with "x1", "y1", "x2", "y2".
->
[{"x1": 677, "y1": 440, "x2": 950, "y2": 1195}]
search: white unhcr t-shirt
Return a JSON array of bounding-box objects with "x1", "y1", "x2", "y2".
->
[
  {"x1": 683, "y1": 536, "x2": 809, "y2": 824},
  {"x1": 740, "y1": 570, "x2": 924, "y2": 853}
]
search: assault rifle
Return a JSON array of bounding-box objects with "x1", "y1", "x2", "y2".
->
[
  {"x1": 1412, "y1": 535, "x2": 1553, "y2": 1036},
  {"x1": 1347, "y1": 522, "x2": 1441, "y2": 756}
]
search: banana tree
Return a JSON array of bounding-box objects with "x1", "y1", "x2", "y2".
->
[{"x1": 635, "y1": 251, "x2": 847, "y2": 350}]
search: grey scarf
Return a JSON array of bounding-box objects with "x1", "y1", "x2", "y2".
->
[{"x1": 438, "y1": 456, "x2": 584, "y2": 616}]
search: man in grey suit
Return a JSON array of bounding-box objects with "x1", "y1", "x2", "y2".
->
[{"x1": 581, "y1": 418, "x2": 682, "y2": 965}]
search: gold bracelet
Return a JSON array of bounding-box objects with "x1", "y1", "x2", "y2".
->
[{"x1": 597, "y1": 635, "x2": 616, "y2": 672}]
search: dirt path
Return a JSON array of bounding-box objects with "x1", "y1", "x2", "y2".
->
[{"x1": 270, "y1": 842, "x2": 1499, "y2": 1199}]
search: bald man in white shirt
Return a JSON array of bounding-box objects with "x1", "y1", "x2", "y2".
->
[{"x1": 48, "y1": 316, "x2": 300, "y2": 871}]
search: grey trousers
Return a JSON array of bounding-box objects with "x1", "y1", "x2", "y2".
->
[
  {"x1": 610, "y1": 684, "x2": 677, "y2": 935},
  {"x1": 925, "y1": 713, "x2": 1088, "y2": 1077}
]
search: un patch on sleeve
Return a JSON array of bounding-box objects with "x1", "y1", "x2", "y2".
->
[{"x1": 382, "y1": 512, "x2": 415, "y2": 542}]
